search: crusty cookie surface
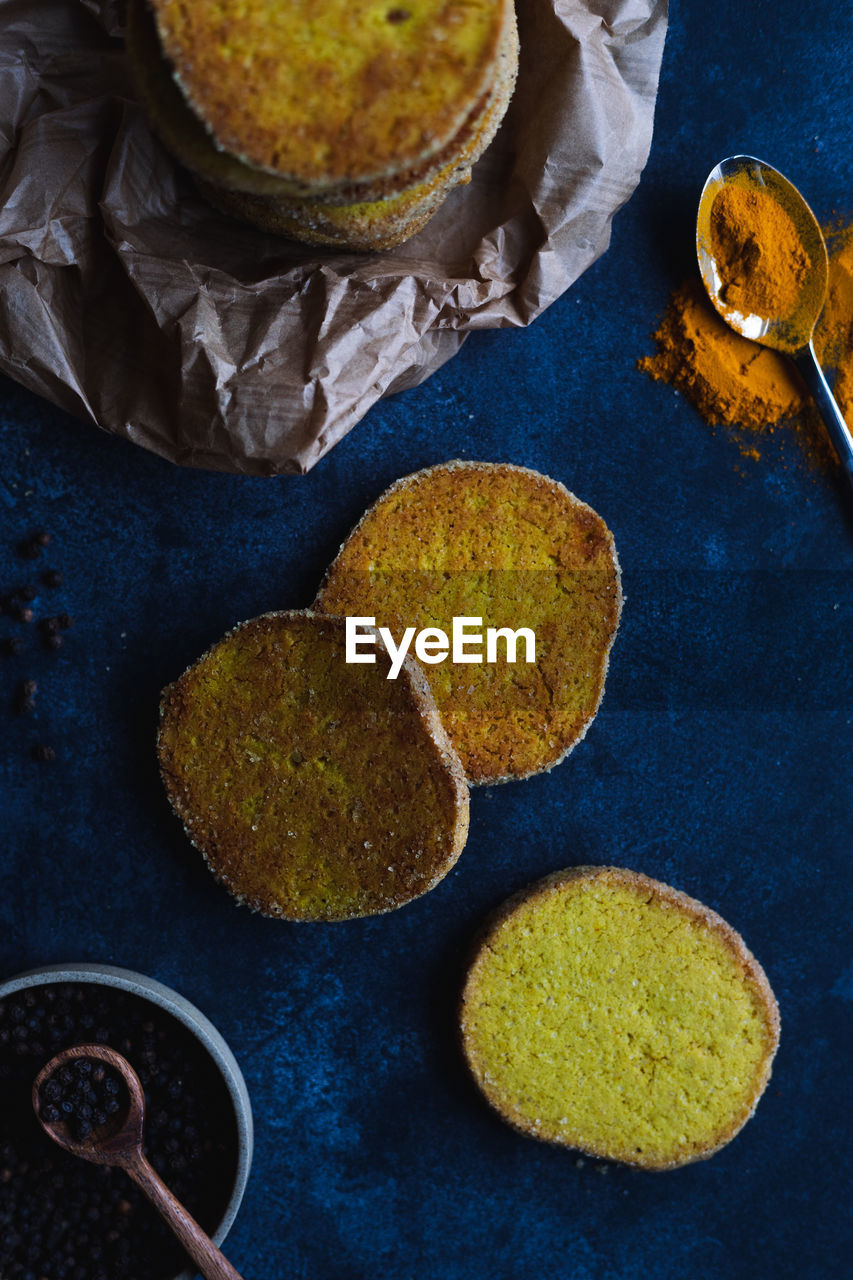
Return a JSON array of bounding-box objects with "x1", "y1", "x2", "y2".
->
[
  {"x1": 149, "y1": 0, "x2": 513, "y2": 191},
  {"x1": 158, "y1": 611, "x2": 469, "y2": 921},
  {"x1": 460, "y1": 867, "x2": 781, "y2": 1169},
  {"x1": 316, "y1": 462, "x2": 621, "y2": 783},
  {"x1": 190, "y1": 22, "x2": 517, "y2": 250},
  {"x1": 128, "y1": 0, "x2": 517, "y2": 209}
]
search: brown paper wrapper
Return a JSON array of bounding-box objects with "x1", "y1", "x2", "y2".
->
[{"x1": 0, "y1": 0, "x2": 668, "y2": 475}]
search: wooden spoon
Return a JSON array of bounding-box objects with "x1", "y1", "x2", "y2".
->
[{"x1": 33, "y1": 1043, "x2": 245, "y2": 1280}]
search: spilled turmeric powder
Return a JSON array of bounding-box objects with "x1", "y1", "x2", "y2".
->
[
  {"x1": 820, "y1": 224, "x2": 853, "y2": 425},
  {"x1": 639, "y1": 222, "x2": 853, "y2": 472}
]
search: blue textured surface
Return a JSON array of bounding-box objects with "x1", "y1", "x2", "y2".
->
[{"x1": 2, "y1": 2, "x2": 852, "y2": 1278}]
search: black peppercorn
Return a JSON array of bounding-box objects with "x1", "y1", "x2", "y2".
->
[
  {"x1": 46, "y1": 634, "x2": 63, "y2": 651},
  {"x1": 57, "y1": 615, "x2": 73, "y2": 631},
  {"x1": 38, "y1": 1058, "x2": 129, "y2": 1145},
  {"x1": 33, "y1": 531, "x2": 51, "y2": 548},
  {"x1": 3, "y1": 637, "x2": 25, "y2": 657},
  {"x1": 19, "y1": 585, "x2": 37, "y2": 602},
  {"x1": 32, "y1": 745, "x2": 55, "y2": 762},
  {"x1": 43, "y1": 570, "x2": 63, "y2": 589}
]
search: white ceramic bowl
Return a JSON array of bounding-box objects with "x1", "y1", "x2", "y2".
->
[{"x1": 0, "y1": 962, "x2": 253, "y2": 1279}]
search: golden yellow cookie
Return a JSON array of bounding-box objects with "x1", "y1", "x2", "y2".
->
[
  {"x1": 460, "y1": 867, "x2": 781, "y2": 1169},
  {"x1": 191, "y1": 22, "x2": 517, "y2": 249},
  {"x1": 316, "y1": 462, "x2": 621, "y2": 783},
  {"x1": 149, "y1": 0, "x2": 514, "y2": 194},
  {"x1": 158, "y1": 611, "x2": 469, "y2": 921},
  {"x1": 127, "y1": 0, "x2": 517, "y2": 208}
]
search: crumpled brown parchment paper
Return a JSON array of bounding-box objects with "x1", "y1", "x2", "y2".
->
[{"x1": 0, "y1": 0, "x2": 668, "y2": 475}]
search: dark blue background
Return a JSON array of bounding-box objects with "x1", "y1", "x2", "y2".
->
[{"x1": 2, "y1": 2, "x2": 851, "y2": 1277}]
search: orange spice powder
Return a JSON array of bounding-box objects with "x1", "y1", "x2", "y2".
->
[
  {"x1": 710, "y1": 183, "x2": 811, "y2": 321},
  {"x1": 639, "y1": 221, "x2": 853, "y2": 472}
]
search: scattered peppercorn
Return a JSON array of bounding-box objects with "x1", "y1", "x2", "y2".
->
[
  {"x1": 15, "y1": 679, "x2": 37, "y2": 715},
  {"x1": 0, "y1": 983, "x2": 238, "y2": 1280},
  {"x1": 5, "y1": 531, "x2": 68, "y2": 760}
]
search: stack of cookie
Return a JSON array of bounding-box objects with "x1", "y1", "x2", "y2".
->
[{"x1": 127, "y1": 0, "x2": 518, "y2": 251}]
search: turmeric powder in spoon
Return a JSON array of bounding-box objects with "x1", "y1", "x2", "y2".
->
[
  {"x1": 710, "y1": 182, "x2": 811, "y2": 322},
  {"x1": 696, "y1": 159, "x2": 828, "y2": 355}
]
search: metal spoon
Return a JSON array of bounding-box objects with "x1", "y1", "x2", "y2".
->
[
  {"x1": 697, "y1": 154, "x2": 853, "y2": 489},
  {"x1": 33, "y1": 1043, "x2": 245, "y2": 1280}
]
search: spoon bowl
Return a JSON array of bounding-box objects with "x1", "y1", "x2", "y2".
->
[
  {"x1": 696, "y1": 154, "x2": 828, "y2": 351},
  {"x1": 697, "y1": 154, "x2": 853, "y2": 489},
  {"x1": 33, "y1": 1042, "x2": 145, "y2": 1166}
]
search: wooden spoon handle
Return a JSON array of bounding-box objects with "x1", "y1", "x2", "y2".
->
[{"x1": 125, "y1": 1153, "x2": 246, "y2": 1280}]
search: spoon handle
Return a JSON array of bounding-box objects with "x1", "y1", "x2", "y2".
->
[
  {"x1": 793, "y1": 342, "x2": 853, "y2": 490},
  {"x1": 125, "y1": 1153, "x2": 246, "y2": 1280}
]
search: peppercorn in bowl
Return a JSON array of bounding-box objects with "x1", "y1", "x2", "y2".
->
[{"x1": 0, "y1": 963, "x2": 252, "y2": 1280}]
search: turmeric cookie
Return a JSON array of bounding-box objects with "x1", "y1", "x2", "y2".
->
[
  {"x1": 460, "y1": 867, "x2": 781, "y2": 1169},
  {"x1": 128, "y1": 0, "x2": 517, "y2": 205},
  {"x1": 157, "y1": 611, "x2": 469, "y2": 921},
  {"x1": 128, "y1": 0, "x2": 518, "y2": 247},
  {"x1": 191, "y1": 24, "x2": 517, "y2": 250},
  {"x1": 316, "y1": 462, "x2": 621, "y2": 783},
  {"x1": 147, "y1": 0, "x2": 515, "y2": 196}
]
